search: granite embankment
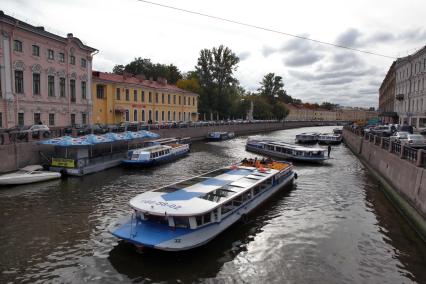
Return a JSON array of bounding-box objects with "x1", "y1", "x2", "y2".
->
[
  {"x1": 0, "y1": 120, "x2": 337, "y2": 173},
  {"x1": 343, "y1": 128, "x2": 426, "y2": 239}
]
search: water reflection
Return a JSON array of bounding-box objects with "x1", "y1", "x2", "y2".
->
[{"x1": 0, "y1": 126, "x2": 425, "y2": 283}]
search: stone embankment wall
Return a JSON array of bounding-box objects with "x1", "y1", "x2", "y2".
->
[
  {"x1": 343, "y1": 129, "x2": 426, "y2": 238},
  {"x1": 0, "y1": 121, "x2": 338, "y2": 173}
]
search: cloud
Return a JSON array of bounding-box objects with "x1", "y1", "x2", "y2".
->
[
  {"x1": 238, "y1": 51, "x2": 251, "y2": 61},
  {"x1": 284, "y1": 52, "x2": 323, "y2": 67},
  {"x1": 261, "y1": 45, "x2": 276, "y2": 57},
  {"x1": 336, "y1": 28, "x2": 362, "y2": 47},
  {"x1": 319, "y1": 77, "x2": 354, "y2": 85}
]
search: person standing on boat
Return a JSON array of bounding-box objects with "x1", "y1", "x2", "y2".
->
[{"x1": 327, "y1": 145, "x2": 331, "y2": 157}]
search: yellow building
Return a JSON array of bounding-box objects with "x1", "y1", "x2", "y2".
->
[{"x1": 91, "y1": 71, "x2": 198, "y2": 124}]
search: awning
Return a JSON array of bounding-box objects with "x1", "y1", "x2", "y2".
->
[
  {"x1": 378, "y1": 112, "x2": 398, "y2": 117},
  {"x1": 114, "y1": 107, "x2": 126, "y2": 113}
]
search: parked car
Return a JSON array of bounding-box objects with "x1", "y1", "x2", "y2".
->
[
  {"x1": 401, "y1": 134, "x2": 426, "y2": 148},
  {"x1": 398, "y1": 125, "x2": 414, "y2": 134},
  {"x1": 371, "y1": 125, "x2": 395, "y2": 137},
  {"x1": 64, "y1": 124, "x2": 90, "y2": 136},
  {"x1": 92, "y1": 123, "x2": 109, "y2": 134},
  {"x1": 389, "y1": 131, "x2": 409, "y2": 143}
]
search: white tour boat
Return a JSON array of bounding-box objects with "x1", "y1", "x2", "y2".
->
[
  {"x1": 295, "y1": 132, "x2": 320, "y2": 144},
  {"x1": 122, "y1": 143, "x2": 190, "y2": 166},
  {"x1": 246, "y1": 138, "x2": 328, "y2": 163},
  {"x1": 111, "y1": 159, "x2": 295, "y2": 251},
  {"x1": 317, "y1": 133, "x2": 342, "y2": 145},
  {"x1": 207, "y1": 132, "x2": 235, "y2": 141},
  {"x1": 0, "y1": 165, "x2": 61, "y2": 185}
]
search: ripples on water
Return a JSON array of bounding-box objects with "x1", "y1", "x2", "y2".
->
[{"x1": 0, "y1": 126, "x2": 425, "y2": 283}]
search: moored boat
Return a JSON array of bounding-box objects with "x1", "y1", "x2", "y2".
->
[
  {"x1": 0, "y1": 165, "x2": 61, "y2": 185},
  {"x1": 333, "y1": 128, "x2": 343, "y2": 134},
  {"x1": 317, "y1": 133, "x2": 342, "y2": 145},
  {"x1": 246, "y1": 138, "x2": 328, "y2": 163},
  {"x1": 122, "y1": 143, "x2": 190, "y2": 166},
  {"x1": 295, "y1": 132, "x2": 319, "y2": 144},
  {"x1": 110, "y1": 159, "x2": 295, "y2": 251},
  {"x1": 207, "y1": 132, "x2": 235, "y2": 141}
]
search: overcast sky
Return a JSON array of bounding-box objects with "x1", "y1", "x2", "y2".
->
[{"x1": 3, "y1": 0, "x2": 426, "y2": 107}]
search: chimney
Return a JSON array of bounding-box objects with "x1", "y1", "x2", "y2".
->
[
  {"x1": 135, "y1": 74, "x2": 146, "y2": 82},
  {"x1": 36, "y1": 26, "x2": 45, "y2": 31},
  {"x1": 67, "y1": 33, "x2": 73, "y2": 38},
  {"x1": 92, "y1": 71, "x2": 100, "y2": 77}
]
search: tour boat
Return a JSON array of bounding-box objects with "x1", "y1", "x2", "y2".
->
[
  {"x1": 122, "y1": 143, "x2": 190, "y2": 166},
  {"x1": 333, "y1": 128, "x2": 343, "y2": 135},
  {"x1": 145, "y1": 137, "x2": 191, "y2": 147},
  {"x1": 111, "y1": 159, "x2": 295, "y2": 251},
  {"x1": 0, "y1": 165, "x2": 61, "y2": 185},
  {"x1": 207, "y1": 132, "x2": 235, "y2": 141},
  {"x1": 295, "y1": 132, "x2": 320, "y2": 144},
  {"x1": 317, "y1": 133, "x2": 342, "y2": 145},
  {"x1": 246, "y1": 138, "x2": 328, "y2": 163}
]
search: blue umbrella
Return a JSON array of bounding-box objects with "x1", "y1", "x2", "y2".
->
[
  {"x1": 123, "y1": 131, "x2": 146, "y2": 140},
  {"x1": 138, "y1": 130, "x2": 160, "y2": 139},
  {"x1": 80, "y1": 134, "x2": 113, "y2": 144},
  {"x1": 39, "y1": 136, "x2": 92, "y2": 146},
  {"x1": 103, "y1": 132, "x2": 131, "y2": 141}
]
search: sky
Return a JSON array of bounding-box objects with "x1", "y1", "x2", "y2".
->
[{"x1": 3, "y1": 0, "x2": 426, "y2": 107}]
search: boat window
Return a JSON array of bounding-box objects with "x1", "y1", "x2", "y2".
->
[
  {"x1": 146, "y1": 214, "x2": 169, "y2": 225},
  {"x1": 173, "y1": 217, "x2": 190, "y2": 228},
  {"x1": 243, "y1": 190, "x2": 252, "y2": 201},
  {"x1": 201, "y1": 188, "x2": 236, "y2": 202},
  {"x1": 196, "y1": 215, "x2": 203, "y2": 226},
  {"x1": 203, "y1": 212, "x2": 211, "y2": 223},
  {"x1": 253, "y1": 186, "x2": 261, "y2": 195},
  {"x1": 232, "y1": 195, "x2": 243, "y2": 207},
  {"x1": 221, "y1": 201, "x2": 235, "y2": 215}
]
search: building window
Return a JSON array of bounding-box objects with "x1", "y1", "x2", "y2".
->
[
  {"x1": 82, "y1": 113, "x2": 87, "y2": 125},
  {"x1": 81, "y1": 58, "x2": 87, "y2": 68},
  {"x1": 155, "y1": 110, "x2": 158, "y2": 121},
  {"x1": 18, "y1": 113, "x2": 24, "y2": 126},
  {"x1": 141, "y1": 90, "x2": 145, "y2": 102},
  {"x1": 125, "y1": 89, "x2": 129, "y2": 101},
  {"x1": 34, "y1": 113, "x2": 41, "y2": 125},
  {"x1": 193, "y1": 97, "x2": 195, "y2": 106},
  {"x1": 149, "y1": 92, "x2": 152, "y2": 103},
  {"x1": 14, "y1": 40, "x2": 22, "y2": 52},
  {"x1": 15, "y1": 70, "x2": 24, "y2": 94},
  {"x1": 184, "y1": 96, "x2": 186, "y2": 105},
  {"x1": 60, "y1": 78, "x2": 66, "y2": 97},
  {"x1": 168, "y1": 94, "x2": 171, "y2": 104},
  {"x1": 96, "y1": 84, "x2": 104, "y2": 99},
  {"x1": 33, "y1": 73, "x2": 40, "y2": 95},
  {"x1": 179, "y1": 96, "x2": 181, "y2": 105},
  {"x1": 116, "y1": 88, "x2": 120, "y2": 100},
  {"x1": 149, "y1": 110, "x2": 152, "y2": 121},
  {"x1": 183, "y1": 112, "x2": 186, "y2": 121},
  {"x1": 161, "y1": 111, "x2": 164, "y2": 121},
  {"x1": 179, "y1": 112, "x2": 181, "y2": 121},
  {"x1": 134, "y1": 90, "x2": 137, "y2": 102},
  {"x1": 48, "y1": 49, "x2": 54, "y2": 60},
  {"x1": 70, "y1": 79, "x2": 76, "y2": 102},
  {"x1": 59, "y1": 52, "x2": 65, "y2": 63},
  {"x1": 161, "y1": 93, "x2": 164, "y2": 104},
  {"x1": 167, "y1": 111, "x2": 170, "y2": 121},
  {"x1": 49, "y1": 113, "x2": 55, "y2": 126},
  {"x1": 133, "y1": 109, "x2": 138, "y2": 122},
  {"x1": 48, "y1": 75, "x2": 55, "y2": 97},
  {"x1": 141, "y1": 110, "x2": 145, "y2": 121},
  {"x1": 125, "y1": 110, "x2": 130, "y2": 122},
  {"x1": 32, "y1": 45, "x2": 40, "y2": 56},
  {"x1": 173, "y1": 111, "x2": 176, "y2": 121},
  {"x1": 155, "y1": 93, "x2": 158, "y2": 103},
  {"x1": 0, "y1": 112, "x2": 2, "y2": 128},
  {"x1": 173, "y1": 95, "x2": 176, "y2": 104},
  {"x1": 70, "y1": 114, "x2": 76, "y2": 125},
  {"x1": 70, "y1": 55, "x2": 75, "y2": 65},
  {"x1": 81, "y1": 81, "x2": 87, "y2": 99}
]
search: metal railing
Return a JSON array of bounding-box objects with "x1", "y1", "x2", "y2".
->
[
  {"x1": 403, "y1": 146, "x2": 418, "y2": 163},
  {"x1": 382, "y1": 138, "x2": 389, "y2": 149},
  {"x1": 391, "y1": 141, "x2": 401, "y2": 155}
]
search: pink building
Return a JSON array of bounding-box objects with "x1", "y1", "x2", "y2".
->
[{"x1": 0, "y1": 11, "x2": 97, "y2": 129}]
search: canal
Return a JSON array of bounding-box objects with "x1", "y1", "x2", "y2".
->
[{"x1": 0, "y1": 126, "x2": 425, "y2": 283}]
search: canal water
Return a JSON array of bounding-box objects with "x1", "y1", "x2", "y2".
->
[{"x1": 0, "y1": 126, "x2": 425, "y2": 283}]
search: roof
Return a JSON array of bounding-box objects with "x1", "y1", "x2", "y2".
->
[
  {"x1": 129, "y1": 166, "x2": 279, "y2": 216},
  {"x1": 92, "y1": 71, "x2": 198, "y2": 96},
  {"x1": 249, "y1": 138, "x2": 325, "y2": 152},
  {"x1": 0, "y1": 11, "x2": 97, "y2": 53}
]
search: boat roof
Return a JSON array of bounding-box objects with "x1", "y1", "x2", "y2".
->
[
  {"x1": 296, "y1": 132, "x2": 319, "y2": 136},
  {"x1": 319, "y1": 133, "x2": 341, "y2": 137},
  {"x1": 129, "y1": 165, "x2": 284, "y2": 216},
  {"x1": 249, "y1": 139, "x2": 325, "y2": 152},
  {"x1": 20, "y1": 165, "x2": 43, "y2": 172},
  {"x1": 132, "y1": 145, "x2": 171, "y2": 153}
]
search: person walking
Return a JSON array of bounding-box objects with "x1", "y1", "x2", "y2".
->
[{"x1": 327, "y1": 145, "x2": 331, "y2": 157}]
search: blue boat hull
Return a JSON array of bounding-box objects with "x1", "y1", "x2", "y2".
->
[{"x1": 122, "y1": 149, "x2": 189, "y2": 167}]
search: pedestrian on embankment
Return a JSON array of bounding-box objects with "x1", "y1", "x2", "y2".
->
[{"x1": 328, "y1": 145, "x2": 331, "y2": 157}]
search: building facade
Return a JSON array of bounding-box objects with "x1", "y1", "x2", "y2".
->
[
  {"x1": 378, "y1": 61, "x2": 397, "y2": 124},
  {"x1": 0, "y1": 11, "x2": 97, "y2": 129},
  {"x1": 395, "y1": 46, "x2": 426, "y2": 128},
  {"x1": 92, "y1": 71, "x2": 198, "y2": 124}
]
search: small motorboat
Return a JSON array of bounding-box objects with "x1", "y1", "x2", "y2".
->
[
  {"x1": 295, "y1": 132, "x2": 319, "y2": 144},
  {"x1": 318, "y1": 133, "x2": 342, "y2": 145},
  {"x1": 0, "y1": 165, "x2": 61, "y2": 185},
  {"x1": 206, "y1": 132, "x2": 235, "y2": 141},
  {"x1": 122, "y1": 143, "x2": 190, "y2": 166},
  {"x1": 333, "y1": 128, "x2": 343, "y2": 134}
]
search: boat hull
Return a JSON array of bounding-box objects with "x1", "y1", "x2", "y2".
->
[
  {"x1": 111, "y1": 171, "x2": 294, "y2": 251},
  {"x1": 246, "y1": 144, "x2": 327, "y2": 163},
  {"x1": 0, "y1": 173, "x2": 61, "y2": 185}
]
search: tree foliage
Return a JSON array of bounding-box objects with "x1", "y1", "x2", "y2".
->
[{"x1": 112, "y1": 57, "x2": 183, "y2": 84}]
